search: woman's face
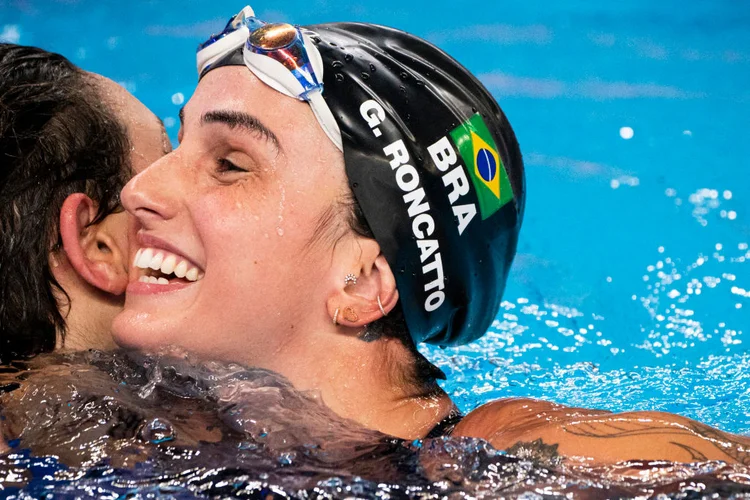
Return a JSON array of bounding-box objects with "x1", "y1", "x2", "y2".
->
[{"x1": 112, "y1": 67, "x2": 350, "y2": 364}]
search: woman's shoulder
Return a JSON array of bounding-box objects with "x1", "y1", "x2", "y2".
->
[{"x1": 452, "y1": 398, "x2": 610, "y2": 446}]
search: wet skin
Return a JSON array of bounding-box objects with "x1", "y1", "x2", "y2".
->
[
  {"x1": 114, "y1": 66, "x2": 750, "y2": 466},
  {"x1": 114, "y1": 66, "x2": 450, "y2": 440},
  {"x1": 114, "y1": 67, "x2": 353, "y2": 363},
  {"x1": 454, "y1": 398, "x2": 750, "y2": 466},
  {"x1": 52, "y1": 74, "x2": 170, "y2": 352},
  {"x1": 1, "y1": 74, "x2": 169, "y2": 455}
]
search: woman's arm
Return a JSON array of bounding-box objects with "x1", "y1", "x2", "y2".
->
[{"x1": 454, "y1": 398, "x2": 750, "y2": 465}]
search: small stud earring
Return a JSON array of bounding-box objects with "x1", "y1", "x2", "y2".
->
[
  {"x1": 377, "y1": 295, "x2": 387, "y2": 316},
  {"x1": 344, "y1": 273, "x2": 357, "y2": 286},
  {"x1": 343, "y1": 307, "x2": 359, "y2": 322},
  {"x1": 333, "y1": 307, "x2": 340, "y2": 325}
]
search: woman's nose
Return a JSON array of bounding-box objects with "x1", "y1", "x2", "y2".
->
[{"x1": 121, "y1": 151, "x2": 182, "y2": 227}]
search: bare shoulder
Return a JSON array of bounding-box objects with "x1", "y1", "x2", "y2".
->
[
  {"x1": 454, "y1": 397, "x2": 609, "y2": 443},
  {"x1": 454, "y1": 399, "x2": 750, "y2": 465}
]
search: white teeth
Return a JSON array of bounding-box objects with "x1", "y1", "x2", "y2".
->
[
  {"x1": 138, "y1": 275, "x2": 169, "y2": 285},
  {"x1": 185, "y1": 267, "x2": 199, "y2": 282},
  {"x1": 133, "y1": 247, "x2": 203, "y2": 283},
  {"x1": 149, "y1": 252, "x2": 164, "y2": 270},
  {"x1": 174, "y1": 260, "x2": 188, "y2": 279},
  {"x1": 137, "y1": 248, "x2": 153, "y2": 269},
  {"x1": 161, "y1": 255, "x2": 177, "y2": 275},
  {"x1": 133, "y1": 249, "x2": 143, "y2": 268}
]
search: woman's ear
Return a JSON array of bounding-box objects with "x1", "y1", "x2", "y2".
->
[
  {"x1": 326, "y1": 237, "x2": 399, "y2": 329},
  {"x1": 58, "y1": 193, "x2": 129, "y2": 295}
]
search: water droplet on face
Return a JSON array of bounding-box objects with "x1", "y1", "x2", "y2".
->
[
  {"x1": 335, "y1": 73, "x2": 345, "y2": 82},
  {"x1": 344, "y1": 53, "x2": 354, "y2": 62},
  {"x1": 276, "y1": 227, "x2": 284, "y2": 236},
  {"x1": 369, "y1": 64, "x2": 376, "y2": 72},
  {"x1": 361, "y1": 72, "x2": 370, "y2": 80},
  {"x1": 331, "y1": 60, "x2": 343, "y2": 69}
]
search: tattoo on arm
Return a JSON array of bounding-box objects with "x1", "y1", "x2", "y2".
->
[
  {"x1": 670, "y1": 442, "x2": 708, "y2": 462},
  {"x1": 561, "y1": 419, "x2": 750, "y2": 465}
]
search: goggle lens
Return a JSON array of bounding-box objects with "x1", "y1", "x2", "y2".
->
[{"x1": 248, "y1": 23, "x2": 297, "y2": 51}]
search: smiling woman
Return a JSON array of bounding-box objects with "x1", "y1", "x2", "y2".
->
[{"x1": 111, "y1": 5, "x2": 750, "y2": 466}]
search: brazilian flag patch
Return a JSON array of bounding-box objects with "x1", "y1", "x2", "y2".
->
[{"x1": 449, "y1": 114, "x2": 513, "y2": 219}]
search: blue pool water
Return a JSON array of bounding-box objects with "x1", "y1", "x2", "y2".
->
[{"x1": 1, "y1": 0, "x2": 750, "y2": 496}]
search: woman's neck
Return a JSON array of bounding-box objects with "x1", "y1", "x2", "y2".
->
[{"x1": 262, "y1": 332, "x2": 455, "y2": 440}]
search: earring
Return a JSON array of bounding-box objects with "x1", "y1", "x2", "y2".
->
[
  {"x1": 343, "y1": 307, "x2": 359, "y2": 322},
  {"x1": 344, "y1": 273, "x2": 357, "y2": 286},
  {"x1": 377, "y1": 295, "x2": 387, "y2": 316},
  {"x1": 333, "y1": 307, "x2": 340, "y2": 325}
]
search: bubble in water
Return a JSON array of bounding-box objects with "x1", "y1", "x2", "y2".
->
[{"x1": 139, "y1": 418, "x2": 175, "y2": 444}]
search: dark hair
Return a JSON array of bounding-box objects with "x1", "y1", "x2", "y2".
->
[
  {"x1": 343, "y1": 195, "x2": 446, "y2": 389},
  {"x1": 0, "y1": 44, "x2": 131, "y2": 362}
]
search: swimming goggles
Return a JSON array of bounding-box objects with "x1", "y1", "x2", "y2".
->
[{"x1": 197, "y1": 5, "x2": 343, "y2": 151}]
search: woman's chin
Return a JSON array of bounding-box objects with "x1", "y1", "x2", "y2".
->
[{"x1": 110, "y1": 308, "x2": 175, "y2": 351}]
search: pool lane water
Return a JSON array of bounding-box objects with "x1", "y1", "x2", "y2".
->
[{"x1": 1, "y1": 0, "x2": 749, "y2": 432}]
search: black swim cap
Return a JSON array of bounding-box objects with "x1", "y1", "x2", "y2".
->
[{"x1": 201, "y1": 22, "x2": 525, "y2": 347}]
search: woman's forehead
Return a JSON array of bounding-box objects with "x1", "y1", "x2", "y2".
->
[
  {"x1": 192, "y1": 68, "x2": 305, "y2": 121},
  {"x1": 187, "y1": 68, "x2": 339, "y2": 160}
]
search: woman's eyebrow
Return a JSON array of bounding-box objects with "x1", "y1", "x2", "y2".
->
[{"x1": 200, "y1": 109, "x2": 282, "y2": 154}]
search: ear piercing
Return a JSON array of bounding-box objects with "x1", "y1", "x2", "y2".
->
[
  {"x1": 343, "y1": 307, "x2": 359, "y2": 322},
  {"x1": 377, "y1": 295, "x2": 387, "y2": 316},
  {"x1": 334, "y1": 306, "x2": 359, "y2": 324},
  {"x1": 344, "y1": 273, "x2": 357, "y2": 286}
]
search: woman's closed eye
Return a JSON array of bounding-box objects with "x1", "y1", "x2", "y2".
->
[{"x1": 216, "y1": 158, "x2": 249, "y2": 173}]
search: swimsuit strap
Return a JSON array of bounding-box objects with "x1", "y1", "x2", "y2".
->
[{"x1": 424, "y1": 409, "x2": 464, "y2": 438}]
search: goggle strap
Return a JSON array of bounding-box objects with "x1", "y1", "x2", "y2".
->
[
  {"x1": 197, "y1": 26, "x2": 249, "y2": 75},
  {"x1": 309, "y1": 91, "x2": 343, "y2": 152},
  {"x1": 302, "y1": 31, "x2": 325, "y2": 82}
]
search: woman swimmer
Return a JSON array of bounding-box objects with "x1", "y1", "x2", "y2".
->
[
  {"x1": 113, "y1": 7, "x2": 750, "y2": 466},
  {"x1": 0, "y1": 43, "x2": 168, "y2": 361}
]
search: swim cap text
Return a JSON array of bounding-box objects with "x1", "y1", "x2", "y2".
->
[
  {"x1": 427, "y1": 137, "x2": 477, "y2": 235},
  {"x1": 383, "y1": 139, "x2": 445, "y2": 312}
]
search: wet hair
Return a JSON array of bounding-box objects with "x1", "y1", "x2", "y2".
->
[{"x1": 0, "y1": 43, "x2": 131, "y2": 362}]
